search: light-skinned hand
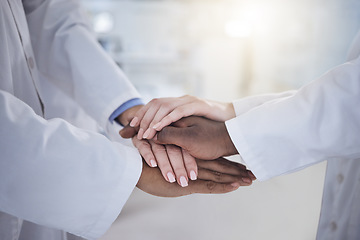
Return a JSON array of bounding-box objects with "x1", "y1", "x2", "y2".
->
[
  {"x1": 116, "y1": 105, "x2": 198, "y2": 185},
  {"x1": 132, "y1": 137, "x2": 198, "y2": 187},
  {"x1": 124, "y1": 95, "x2": 235, "y2": 140}
]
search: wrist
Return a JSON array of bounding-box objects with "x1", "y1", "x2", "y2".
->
[
  {"x1": 116, "y1": 105, "x2": 143, "y2": 126},
  {"x1": 223, "y1": 102, "x2": 236, "y2": 120},
  {"x1": 207, "y1": 100, "x2": 236, "y2": 122},
  {"x1": 221, "y1": 123, "x2": 238, "y2": 156}
]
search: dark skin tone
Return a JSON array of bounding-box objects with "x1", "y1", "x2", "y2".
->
[
  {"x1": 137, "y1": 157, "x2": 253, "y2": 197},
  {"x1": 121, "y1": 116, "x2": 239, "y2": 160},
  {"x1": 155, "y1": 116, "x2": 238, "y2": 160},
  {"x1": 118, "y1": 107, "x2": 254, "y2": 196}
]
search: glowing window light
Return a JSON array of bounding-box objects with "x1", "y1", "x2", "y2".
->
[
  {"x1": 93, "y1": 12, "x2": 114, "y2": 34},
  {"x1": 225, "y1": 4, "x2": 273, "y2": 38},
  {"x1": 225, "y1": 20, "x2": 253, "y2": 38}
]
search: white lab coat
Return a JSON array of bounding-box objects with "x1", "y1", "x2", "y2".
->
[
  {"x1": 0, "y1": 0, "x2": 143, "y2": 239},
  {"x1": 226, "y1": 31, "x2": 360, "y2": 239}
]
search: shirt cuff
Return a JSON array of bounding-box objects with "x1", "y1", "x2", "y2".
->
[{"x1": 109, "y1": 98, "x2": 144, "y2": 123}]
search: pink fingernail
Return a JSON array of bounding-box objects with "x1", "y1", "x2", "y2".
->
[
  {"x1": 152, "y1": 122, "x2": 161, "y2": 129},
  {"x1": 180, "y1": 176, "x2": 188, "y2": 187},
  {"x1": 190, "y1": 170, "x2": 197, "y2": 180},
  {"x1": 231, "y1": 182, "x2": 240, "y2": 188},
  {"x1": 167, "y1": 172, "x2": 176, "y2": 183},
  {"x1": 143, "y1": 128, "x2": 151, "y2": 139},
  {"x1": 130, "y1": 117, "x2": 138, "y2": 127},
  {"x1": 150, "y1": 160, "x2": 157, "y2": 167}
]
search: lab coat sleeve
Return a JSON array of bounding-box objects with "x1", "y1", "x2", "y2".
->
[
  {"x1": 232, "y1": 91, "x2": 296, "y2": 116},
  {"x1": 23, "y1": 0, "x2": 141, "y2": 130},
  {"x1": 0, "y1": 89, "x2": 142, "y2": 240},
  {"x1": 225, "y1": 56, "x2": 360, "y2": 181}
]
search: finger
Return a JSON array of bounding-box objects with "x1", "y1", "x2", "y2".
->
[
  {"x1": 165, "y1": 145, "x2": 189, "y2": 187},
  {"x1": 197, "y1": 158, "x2": 253, "y2": 185},
  {"x1": 138, "y1": 105, "x2": 162, "y2": 139},
  {"x1": 143, "y1": 106, "x2": 177, "y2": 140},
  {"x1": 197, "y1": 168, "x2": 252, "y2": 186},
  {"x1": 182, "y1": 149, "x2": 198, "y2": 180},
  {"x1": 153, "y1": 104, "x2": 198, "y2": 131},
  {"x1": 155, "y1": 125, "x2": 193, "y2": 148},
  {"x1": 148, "y1": 141, "x2": 176, "y2": 183},
  {"x1": 143, "y1": 97, "x2": 193, "y2": 139},
  {"x1": 188, "y1": 180, "x2": 240, "y2": 194},
  {"x1": 132, "y1": 137, "x2": 157, "y2": 168},
  {"x1": 147, "y1": 97, "x2": 194, "y2": 132},
  {"x1": 142, "y1": 106, "x2": 174, "y2": 140},
  {"x1": 129, "y1": 105, "x2": 150, "y2": 127},
  {"x1": 248, "y1": 170, "x2": 257, "y2": 180},
  {"x1": 119, "y1": 125, "x2": 139, "y2": 138},
  {"x1": 197, "y1": 158, "x2": 248, "y2": 177}
]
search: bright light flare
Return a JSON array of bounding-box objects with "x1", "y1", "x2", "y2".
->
[
  {"x1": 93, "y1": 12, "x2": 114, "y2": 34},
  {"x1": 225, "y1": 4, "x2": 275, "y2": 38}
]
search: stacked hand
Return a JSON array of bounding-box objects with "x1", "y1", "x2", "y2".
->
[
  {"x1": 117, "y1": 95, "x2": 255, "y2": 195},
  {"x1": 137, "y1": 157, "x2": 253, "y2": 197}
]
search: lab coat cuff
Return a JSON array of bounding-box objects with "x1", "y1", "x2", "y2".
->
[
  {"x1": 83, "y1": 144, "x2": 142, "y2": 239},
  {"x1": 100, "y1": 93, "x2": 142, "y2": 131},
  {"x1": 105, "y1": 120, "x2": 136, "y2": 147},
  {"x1": 225, "y1": 118, "x2": 272, "y2": 181},
  {"x1": 109, "y1": 98, "x2": 144, "y2": 124}
]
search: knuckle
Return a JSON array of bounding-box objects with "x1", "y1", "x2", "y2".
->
[
  {"x1": 166, "y1": 145, "x2": 181, "y2": 153},
  {"x1": 206, "y1": 181, "x2": 217, "y2": 191},
  {"x1": 150, "y1": 98, "x2": 159, "y2": 104},
  {"x1": 161, "y1": 101, "x2": 172, "y2": 109},
  {"x1": 214, "y1": 172, "x2": 223, "y2": 182},
  {"x1": 172, "y1": 166, "x2": 185, "y2": 174},
  {"x1": 151, "y1": 143, "x2": 165, "y2": 152},
  {"x1": 176, "y1": 107, "x2": 186, "y2": 115},
  {"x1": 157, "y1": 128, "x2": 169, "y2": 141}
]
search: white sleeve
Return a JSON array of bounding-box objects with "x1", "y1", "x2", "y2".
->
[
  {"x1": 23, "y1": 0, "x2": 141, "y2": 129},
  {"x1": 0, "y1": 90, "x2": 142, "y2": 240},
  {"x1": 226, "y1": 56, "x2": 360, "y2": 181},
  {"x1": 232, "y1": 91, "x2": 296, "y2": 116}
]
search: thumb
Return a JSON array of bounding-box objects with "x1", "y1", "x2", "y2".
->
[
  {"x1": 119, "y1": 125, "x2": 138, "y2": 138},
  {"x1": 154, "y1": 126, "x2": 192, "y2": 148}
]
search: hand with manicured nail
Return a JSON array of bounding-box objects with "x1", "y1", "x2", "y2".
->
[
  {"x1": 132, "y1": 137, "x2": 197, "y2": 187},
  {"x1": 124, "y1": 95, "x2": 235, "y2": 140},
  {"x1": 116, "y1": 105, "x2": 198, "y2": 187}
]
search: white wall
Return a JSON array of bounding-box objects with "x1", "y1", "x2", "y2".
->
[{"x1": 81, "y1": 0, "x2": 360, "y2": 239}]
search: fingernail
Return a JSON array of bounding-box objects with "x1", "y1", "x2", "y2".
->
[
  {"x1": 143, "y1": 128, "x2": 151, "y2": 139},
  {"x1": 242, "y1": 178, "x2": 252, "y2": 184},
  {"x1": 150, "y1": 160, "x2": 157, "y2": 167},
  {"x1": 248, "y1": 171, "x2": 256, "y2": 180},
  {"x1": 231, "y1": 182, "x2": 240, "y2": 188},
  {"x1": 152, "y1": 122, "x2": 161, "y2": 129},
  {"x1": 130, "y1": 117, "x2": 138, "y2": 127},
  {"x1": 190, "y1": 170, "x2": 197, "y2": 180},
  {"x1": 180, "y1": 176, "x2": 188, "y2": 187},
  {"x1": 167, "y1": 172, "x2": 176, "y2": 183},
  {"x1": 137, "y1": 128, "x2": 144, "y2": 140}
]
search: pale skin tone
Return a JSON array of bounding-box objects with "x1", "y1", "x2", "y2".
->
[
  {"x1": 117, "y1": 105, "x2": 197, "y2": 187},
  {"x1": 119, "y1": 95, "x2": 251, "y2": 185}
]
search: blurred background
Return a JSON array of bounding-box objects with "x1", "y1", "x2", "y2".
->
[{"x1": 81, "y1": 0, "x2": 360, "y2": 239}]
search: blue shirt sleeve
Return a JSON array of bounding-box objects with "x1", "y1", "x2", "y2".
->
[{"x1": 109, "y1": 98, "x2": 144, "y2": 124}]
